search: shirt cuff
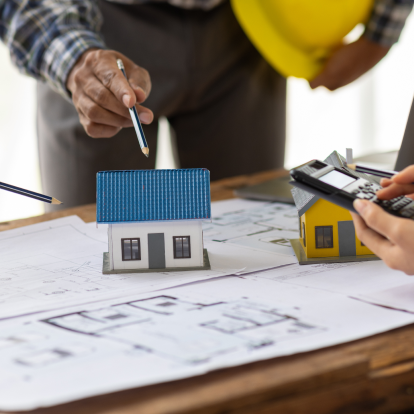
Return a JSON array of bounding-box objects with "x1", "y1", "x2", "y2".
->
[
  {"x1": 41, "y1": 30, "x2": 106, "y2": 101},
  {"x1": 364, "y1": 1, "x2": 413, "y2": 47}
]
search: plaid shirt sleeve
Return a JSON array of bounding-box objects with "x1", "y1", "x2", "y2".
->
[
  {"x1": 0, "y1": 0, "x2": 106, "y2": 99},
  {"x1": 364, "y1": 0, "x2": 414, "y2": 46}
]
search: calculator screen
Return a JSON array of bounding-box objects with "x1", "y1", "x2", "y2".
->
[{"x1": 319, "y1": 170, "x2": 356, "y2": 189}]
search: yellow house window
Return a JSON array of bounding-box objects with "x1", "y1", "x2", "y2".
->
[{"x1": 315, "y1": 226, "x2": 333, "y2": 248}]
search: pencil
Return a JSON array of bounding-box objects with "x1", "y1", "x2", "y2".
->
[
  {"x1": 0, "y1": 181, "x2": 62, "y2": 204},
  {"x1": 116, "y1": 59, "x2": 149, "y2": 158},
  {"x1": 347, "y1": 164, "x2": 397, "y2": 179}
]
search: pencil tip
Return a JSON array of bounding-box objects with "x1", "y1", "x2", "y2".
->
[
  {"x1": 142, "y1": 147, "x2": 149, "y2": 158},
  {"x1": 51, "y1": 197, "x2": 62, "y2": 205}
]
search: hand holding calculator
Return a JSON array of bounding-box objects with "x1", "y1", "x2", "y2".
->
[{"x1": 290, "y1": 160, "x2": 414, "y2": 219}]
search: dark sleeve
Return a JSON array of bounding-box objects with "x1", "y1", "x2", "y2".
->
[{"x1": 364, "y1": 0, "x2": 414, "y2": 46}]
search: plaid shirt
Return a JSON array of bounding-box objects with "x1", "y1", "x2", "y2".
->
[{"x1": 0, "y1": 0, "x2": 412, "y2": 100}]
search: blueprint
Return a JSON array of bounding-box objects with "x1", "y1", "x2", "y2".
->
[
  {"x1": 204, "y1": 200, "x2": 299, "y2": 257},
  {"x1": 3, "y1": 199, "x2": 414, "y2": 410},
  {"x1": 356, "y1": 282, "x2": 414, "y2": 313},
  {"x1": 0, "y1": 208, "x2": 296, "y2": 320},
  {"x1": 250, "y1": 259, "x2": 411, "y2": 300},
  {"x1": 2, "y1": 276, "x2": 414, "y2": 411},
  {"x1": 206, "y1": 200, "x2": 414, "y2": 312}
]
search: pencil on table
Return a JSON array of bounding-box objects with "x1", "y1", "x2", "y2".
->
[
  {"x1": 0, "y1": 181, "x2": 62, "y2": 204},
  {"x1": 346, "y1": 164, "x2": 397, "y2": 179}
]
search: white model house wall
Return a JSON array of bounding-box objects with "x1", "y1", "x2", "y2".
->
[{"x1": 108, "y1": 220, "x2": 204, "y2": 270}]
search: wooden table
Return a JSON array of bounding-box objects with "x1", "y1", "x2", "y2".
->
[{"x1": 2, "y1": 170, "x2": 414, "y2": 414}]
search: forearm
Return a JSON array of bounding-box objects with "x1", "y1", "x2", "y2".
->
[
  {"x1": 364, "y1": 0, "x2": 414, "y2": 46},
  {"x1": 1, "y1": 0, "x2": 106, "y2": 99}
]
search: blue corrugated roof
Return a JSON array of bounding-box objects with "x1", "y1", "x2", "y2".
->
[{"x1": 96, "y1": 169, "x2": 211, "y2": 223}]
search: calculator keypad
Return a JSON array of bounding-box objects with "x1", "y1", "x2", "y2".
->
[{"x1": 348, "y1": 180, "x2": 414, "y2": 219}]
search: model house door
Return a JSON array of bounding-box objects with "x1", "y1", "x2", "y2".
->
[
  {"x1": 148, "y1": 233, "x2": 166, "y2": 269},
  {"x1": 338, "y1": 221, "x2": 356, "y2": 257}
]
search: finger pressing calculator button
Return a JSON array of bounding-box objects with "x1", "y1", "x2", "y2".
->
[{"x1": 400, "y1": 209, "x2": 413, "y2": 218}]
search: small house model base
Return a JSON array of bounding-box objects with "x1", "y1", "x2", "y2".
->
[
  {"x1": 102, "y1": 249, "x2": 211, "y2": 274},
  {"x1": 290, "y1": 239, "x2": 379, "y2": 265}
]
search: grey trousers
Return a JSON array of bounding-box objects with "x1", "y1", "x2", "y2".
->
[{"x1": 37, "y1": 0, "x2": 286, "y2": 211}]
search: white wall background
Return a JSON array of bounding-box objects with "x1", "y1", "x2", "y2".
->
[
  {"x1": 0, "y1": 11, "x2": 413, "y2": 222},
  {"x1": 285, "y1": 13, "x2": 414, "y2": 168},
  {"x1": 0, "y1": 44, "x2": 41, "y2": 222}
]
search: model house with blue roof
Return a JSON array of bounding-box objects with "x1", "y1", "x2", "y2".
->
[{"x1": 97, "y1": 169, "x2": 211, "y2": 274}]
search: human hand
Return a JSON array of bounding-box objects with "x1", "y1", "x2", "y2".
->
[
  {"x1": 309, "y1": 36, "x2": 390, "y2": 91},
  {"x1": 377, "y1": 165, "x2": 414, "y2": 201},
  {"x1": 66, "y1": 49, "x2": 153, "y2": 138},
  {"x1": 351, "y1": 199, "x2": 414, "y2": 275}
]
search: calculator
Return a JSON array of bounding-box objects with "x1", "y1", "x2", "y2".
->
[{"x1": 289, "y1": 159, "x2": 414, "y2": 218}]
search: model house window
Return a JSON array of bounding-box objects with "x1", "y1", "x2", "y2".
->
[
  {"x1": 315, "y1": 226, "x2": 333, "y2": 248},
  {"x1": 173, "y1": 236, "x2": 191, "y2": 258},
  {"x1": 122, "y1": 238, "x2": 141, "y2": 261},
  {"x1": 302, "y1": 223, "x2": 306, "y2": 247}
]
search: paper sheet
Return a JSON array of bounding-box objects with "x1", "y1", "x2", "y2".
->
[
  {"x1": 203, "y1": 200, "x2": 299, "y2": 257},
  {"x1": 1, "y1": 276, "x2": 414, "y2": 411},
  {"x1": 355, "y1": 281, "x2": 414, "y2": 313},
  {"x1": 0, "y1": 204, "x2": 296, "y2": 320},
  {"x1": 250, "y1": 260, "x2": 413, "y2": 301},
  {"x1": 3, "y1": 198, "x2": 414, "y2": 410}
]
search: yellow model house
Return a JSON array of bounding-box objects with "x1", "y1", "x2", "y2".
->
[{"x1": 290, "y1": 151, "x2": 379, "y2": 265}]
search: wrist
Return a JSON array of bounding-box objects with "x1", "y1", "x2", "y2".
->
[{"x1": 360, "y1": 35, "x2": 391, "y2": 59}]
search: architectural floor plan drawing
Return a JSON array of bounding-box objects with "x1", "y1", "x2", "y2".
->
[
  {"x1": 2, "y1": 276, "x2": 414, "y2": 411},
  {"x1": 46, "y1": 294, "x2": 322, "y2": 364},
  {"x1": 203, "y1": 201, "x2": 300, "y2": 256},
  {"x1": 0, "y1": 216, "x2": 229, "y2": 320},
  {"x1": 5, "y1": 199, "x2": 414, "y2": 411},
  {"x1": 0, "y1": 208, "x2": 297, "y2": 320}
]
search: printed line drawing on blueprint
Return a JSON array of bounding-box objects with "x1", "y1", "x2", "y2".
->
[
  {"x1": 45, "y1": 295, "x2": 322, "y2": 364},
  {"x1": 0, "y1": 212, "x2": 295, "y2": 320},
  {"x1": 203, "y1": 201, "x2": 300, "y2": 256},
  {"x1": 0, "y1": 288, "x2": 325, "y2": 410},
  {"x1": 0, "y1": 216, "x2": 231, "y2": 320},
  {"x1": 254, "y1": 262, "x2": 359, "y2": 282},
  {"x1": 3, "y1": 274, "x2": 414, "y2": 411}
]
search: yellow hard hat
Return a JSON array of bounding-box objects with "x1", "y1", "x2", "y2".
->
[{"x1": 231, "y1": 0, "x2": 374, "y2": 80}]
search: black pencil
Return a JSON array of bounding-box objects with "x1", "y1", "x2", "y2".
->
[
  {"x1": 116, "y1": 59, "x2": 149, "y2": 158},
  {"x1": 0, "y1": 181, "x2": 62, "y2": 204},
  {"x1": 347, "y1": 164, "x2": 397, "y2": 179}
]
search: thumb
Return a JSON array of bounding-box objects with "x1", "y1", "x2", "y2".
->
[
  {"x1": 309, "y1": 74, "x2": 324, "y2": 89},
  {"x1": 353, "y1": 199, "x2": 401, "y2": 243}
]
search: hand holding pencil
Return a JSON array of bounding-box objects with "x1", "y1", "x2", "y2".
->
[{"x1": 66, "y1": 49, "x2": 153, "y2": 139}]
